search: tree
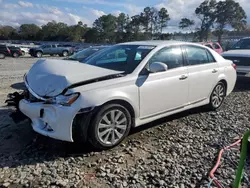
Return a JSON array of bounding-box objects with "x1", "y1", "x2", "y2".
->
[
  {"x1": 140, "y1": 7, "x2": 159, "y2": 39},
  {"x1": 195, "y1": 0, "x2": 217, "y2": 41},
  {"x1": 215, "y1": 0, "x2": 247, "y2": 43},
  {"x1": 179, "y1": 18, "x2": 195, "y2": 31},
  {"x1": 116, "y1": 13, "x2": 130, "y2": 42},
  {"x1": 19, "y1": 24, "x2": 41, "y2": 40},
  {"x1": 41, "y1": 21, "x2": 68, "y2": 40},
  {"x1": 93, "y1": 14, "x2": 117, "y2": 43},
  {"x1": 0, "y1": 26, "x2": 16, "y2": 40},
  {"x1": 158, "y1": 8, "x2": 170, "y2": 34}
]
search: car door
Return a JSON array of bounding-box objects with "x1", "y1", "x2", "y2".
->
[
  {"x1": 138, "y1": 46, "x2": 189, "y2": 119},
  {"x1": 42, "y1": 45, "x2": 51, "y2": 54},
  {"x1": 183, "y1": 45, "x2": 219, "y2": 104},
  {"x1": 50, "y1": 44, "x2": 57, "y2": 54}
]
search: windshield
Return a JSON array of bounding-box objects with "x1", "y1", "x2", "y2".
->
[
  {"x1": 232, "y1": 39, "x2": 250, "y2": 50},
  {"x1": 84, "y1": 45, "x2": 155, "y2": 74},
  {"x1": 69, "y1": 47, "x2": 104, "y2": 60}
]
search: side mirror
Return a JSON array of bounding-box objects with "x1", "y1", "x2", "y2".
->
[{"x1": 149, "y1": 62, "x2": 168, "y2": 73}]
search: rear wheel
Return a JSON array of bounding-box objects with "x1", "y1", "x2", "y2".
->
[
  {"x1": 13, "y1": 52, "x2": 19, "y2": 58},
  {"x1": 36, "y1": 51, "x2": 42, "y2": 58},
  {"x1": 62, "y1": 51, "x2": 69, "y2": 57},
  {"x1": 0, "y1": 53, "x2": 5, "y2": 59},
  {"x1": 88, "y1": 104, "x2": 131, "y2": 150},
  {"x1": 208, "y1": 82, "x2": 226, "y2": 110}
]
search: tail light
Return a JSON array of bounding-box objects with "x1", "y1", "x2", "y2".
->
[
  {"x1": 19, "y1": 49, "x2": 22, "y2": 54},
  {"x1": 232, "y1": 63, "x2": 236, "y2": 70},
  {"x1": 7, "y1": 48, "x2": 11, "y2": 54}
]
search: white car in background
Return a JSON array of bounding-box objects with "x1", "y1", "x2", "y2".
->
[
  {"x1": 20, "y1": 46, "x2": 30, "y2": 56},
  {"x1": 19, "y1": 41, "x2": 236, "y2": 150}
]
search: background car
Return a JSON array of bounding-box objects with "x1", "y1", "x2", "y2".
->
[
  {"x1": 29, "y1": 44, "x2": 74, "y2": 58},
  {"x1": 64, "y1": 46, "x2": 110, "y2": 62},
  {"x1": 222, "y1": 37, "x2": 250, "y2": 77},
  {"x1": 19, "y1": 46, "x2": 30, "y2": 56},
  {"x1": 8, "y1": 46, "x2": 22, "y2": 58},
  {"x1": 0, "y1": 45, "x2": 22, "y2": 59},
  {"x1": 201, "y1": 42, "x2": 223, "y2": 54}
]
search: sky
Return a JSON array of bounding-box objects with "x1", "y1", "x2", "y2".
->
[{"x1": 0, "y1": 0, "x2": 250, "y2": 32}]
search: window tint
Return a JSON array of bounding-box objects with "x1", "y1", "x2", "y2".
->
[
  {"x1": 148, "y1": 46, "x2": 183, "y2": 69},
  {"x1": 185, "y1": 46, "x2": 215, "y2": 65},
  {"x1": 212, "y1": 43, "x2": 221, "y2": 49},
  {"x1": 233, "y1": 39, "x2": 250, "y2": 49},
  {"x1": 41, "y1": 45, "x2": 51, "y2": 48},
  {"x1": 51, "y1": 44, "x2": 56, "y2": 48}
]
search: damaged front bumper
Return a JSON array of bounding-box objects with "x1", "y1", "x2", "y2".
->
[{"x1": 19, "y1": 99, "x2": 80, "y2": 142}]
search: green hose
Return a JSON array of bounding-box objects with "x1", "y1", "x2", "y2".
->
[{"x1": 233, "y1": 131, "x2": 250, "y2": 188}]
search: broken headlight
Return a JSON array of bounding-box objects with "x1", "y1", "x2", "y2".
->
[{"x1": 46, "y1": 93, "x2": 80, "y2": 106}]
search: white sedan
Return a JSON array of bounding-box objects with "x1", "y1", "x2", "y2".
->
[{"x1": 19, "y1": 41, "x2": 236, "y2": 149}]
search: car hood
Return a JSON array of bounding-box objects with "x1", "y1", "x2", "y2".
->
[
  {"x1": 222, "y1": 50, "x2": 250, "y2": 57},
  {"x1": 26, "y1": 59, "x2": 122, "y2": 97}
]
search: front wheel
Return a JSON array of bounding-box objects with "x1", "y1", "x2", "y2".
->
[
  {"x1": 208, "y1": 82, "x2": 226, "y2": 110},
  {"x1": 36, "y1": 51, "x2": 42, "y2": 58},
  {"x1": 88, "y1": 104, "x2": 132, "y2": 150},
  {"x1": 13, "y1": 52, "x2": 19, "y2": 58}
]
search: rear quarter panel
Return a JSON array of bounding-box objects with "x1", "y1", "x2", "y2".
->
[{"x1": 210, "y1": 49, "x2": 237, "y2": 95}]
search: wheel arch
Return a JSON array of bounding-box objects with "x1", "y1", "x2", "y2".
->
[
  {"x1": 100, "y1": 99, "x2": 136, "y2": 126},
  {"x1": 219, "y1": 79, "x2": 228, "y2": 95}
]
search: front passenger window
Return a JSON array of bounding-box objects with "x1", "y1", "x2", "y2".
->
[{"x1": 148, "y1": 46, "x2": 184, "y2": 70}]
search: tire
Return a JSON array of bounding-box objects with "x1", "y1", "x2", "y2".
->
[
  {"x1": 62, "y1": 51, "x2": 68, "y2": 57},
  {"x1": 88, "y1": 104, "x2": 132, "y2": 150},
  {"x1": 207, "y1": 82, "x2": 226, "y2": 110},
  {"x1": 13, "y1": 52, "x2": 19, "y2": 58},
  {"x1": 0, "y1": 53, "x2": 5, "y2": 59},
  {"x1": 36, "y1": 51, "x2": 42, "y2": 58}
]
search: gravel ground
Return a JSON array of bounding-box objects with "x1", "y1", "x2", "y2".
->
[{"x1": 0, "y1": 57, "x2": 250, "y2": 188}]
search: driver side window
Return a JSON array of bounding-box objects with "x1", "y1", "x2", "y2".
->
[{"x1": 148, "y1": 46, "x2": 184, "y2": 70}]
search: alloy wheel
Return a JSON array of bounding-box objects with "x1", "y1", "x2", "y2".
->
[
  {"x1": 211, "y1": 84, "x2": 225, "y2": 108},
  {"x1": 97, "y1": 109, "x2": 128, "y2": 146}
]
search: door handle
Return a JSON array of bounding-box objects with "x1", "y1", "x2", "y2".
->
[
  {"x1": 179, "y1": 75, "x2": 188, "y2": 80},
  {"x1": 212, "y1": 69, "x2": 218, "y2": 73}
]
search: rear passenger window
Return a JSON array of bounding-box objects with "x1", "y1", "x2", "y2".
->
[
  {"x1": 148, "y1": 46, "x2": 184, "y2": 69},
  {"x1": 212, "y1": 43, "x2": 221, "y2": 49},
  {"x1": 185, "y1": 46, "x2": 215, "y2": 65}
]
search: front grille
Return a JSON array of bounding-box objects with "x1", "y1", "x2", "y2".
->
[{"x1": 223, "y1": 56, "x2": 250, "y2": 66}]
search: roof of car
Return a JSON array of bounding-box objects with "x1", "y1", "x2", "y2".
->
[{"x1": 120, "y1": 40, "x2": 186, "y2": 46}]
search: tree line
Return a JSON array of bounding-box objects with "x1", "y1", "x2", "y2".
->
[{"x1": 0, "y1": 0, "x2": 247, "y2": 44}]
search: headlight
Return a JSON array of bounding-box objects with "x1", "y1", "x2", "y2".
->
[{"x1": 50, "y1": 93, "x2": 80, "y2": 106}]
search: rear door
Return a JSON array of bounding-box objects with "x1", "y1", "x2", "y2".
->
[{"x1": 183, "y1": 45, "x2": 219, "y2": 104}]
